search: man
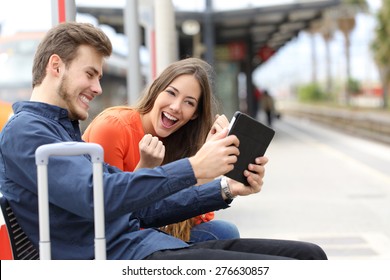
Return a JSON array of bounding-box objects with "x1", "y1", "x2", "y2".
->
[
  {"x1": 261, "y1": 89, "x2": 275, "y2": 127},
  {"x1": 0, "y1": 22, "x2": 327, "y2": 260}
]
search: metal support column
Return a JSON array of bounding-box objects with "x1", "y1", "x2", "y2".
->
[
  {"x1": 124, "y1": 0, "x2": 143, "y2": 105},
  {"x1": 154, "y1": 0, "x2": 178, "y2": 75},
  {"x1": 51, "y1": 0, "x2": 76, "y2": 25},
  {"x1": 203, "y1": 0, "x2": 215, "y2": 67}
]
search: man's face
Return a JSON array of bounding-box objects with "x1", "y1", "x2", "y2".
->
[{"x1": 56, "y1": 45, "x2": 104, "y2": 121}]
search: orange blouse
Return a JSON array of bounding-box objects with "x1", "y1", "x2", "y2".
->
[{"x1": 83, "y1": 108, "x2": 213, "y2": 225}]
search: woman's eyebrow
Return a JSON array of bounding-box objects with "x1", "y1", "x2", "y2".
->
[
  {"x1": 168, "y1": 85, "x2": 199, "y2": 102},
  {"x1": 167, "y1": 85, "x2": 179, "y2": 92},
  {"x1": 187, "y1": 96, "x2": 198, "y2": 102}
]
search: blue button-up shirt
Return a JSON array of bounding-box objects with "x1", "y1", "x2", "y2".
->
[{"x1": 0, "y1": 101, "x2": 229, "y2": 259}]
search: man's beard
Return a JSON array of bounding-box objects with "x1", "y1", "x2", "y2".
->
[{"x1": 57, "y1": 74, "x2": 88, "y2": 121}]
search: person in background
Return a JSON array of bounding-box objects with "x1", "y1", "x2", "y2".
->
[
  {"x1": 83, "y1": 57, "x2": 240, "y2": 243},
  {"x1": 261, "y1": 89, "x2": 275, "y2": 127},
  {"x1": 252, "y1": 85, "x2": 262, "y2": 119},
  {"x1": 0, "y1": 21, "x2": 328, "y2": 260}
]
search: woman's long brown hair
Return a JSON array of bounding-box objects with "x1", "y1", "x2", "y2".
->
[
  {"x1": 135, "y1": 58, "x2": 219, "y2": 241},
  {"x1": 99, "y1": 58, "x2": 220, "y2": 241}
]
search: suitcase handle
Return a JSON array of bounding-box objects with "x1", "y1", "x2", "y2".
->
[
  {"x1": 35, "y1": 142, "x2": 104, "y2": 164},
  {"x1": 35, "y1": 142, "x2": 106, "y2": 260}
]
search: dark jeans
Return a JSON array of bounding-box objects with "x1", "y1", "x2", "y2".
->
[{"x1": 144, "y1": 238, "x2": 328, "y2": 260}]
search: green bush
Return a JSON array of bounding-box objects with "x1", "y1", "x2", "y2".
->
[
  {"x1": 297, "y1": 83, "x2": 325, "y2": 101},
  {"x1": 347, "y1": 78, "x2": 362, "y2": 95}
]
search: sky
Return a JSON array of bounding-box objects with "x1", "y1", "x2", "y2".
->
[{"x1": 0, "y1": 0, "x2": 383, "y2": 96}]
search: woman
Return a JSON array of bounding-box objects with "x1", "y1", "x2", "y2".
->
[{"x1": 83, "y1": 57, "x2": 239, "y2": 242}]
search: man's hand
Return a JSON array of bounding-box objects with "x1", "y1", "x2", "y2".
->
[
  {"x1": 135, "y1": 134, "x2": 165, "y2": 170},
  {"x1": 189, "y1": 128, "x2": 239, "y2": 180},
  {"x1": 228, "y1": 156, "x2": 269, "y2": 197}
]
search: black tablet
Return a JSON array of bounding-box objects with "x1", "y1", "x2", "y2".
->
[{"x1": 225, "y1": 111, "x2": 275, "y2": 185}]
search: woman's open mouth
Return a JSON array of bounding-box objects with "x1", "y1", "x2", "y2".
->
[{"x1": 161, "y1": 112, "x2": 178, "y2": 128}]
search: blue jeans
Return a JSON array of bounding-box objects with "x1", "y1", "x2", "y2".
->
[{"x1": 189, "y1": 220, "x2": 240, "y2": 243}]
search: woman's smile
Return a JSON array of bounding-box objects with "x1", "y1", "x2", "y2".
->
[{"x1": 161, "y1": 111, "x2": 178, "y2": 128}]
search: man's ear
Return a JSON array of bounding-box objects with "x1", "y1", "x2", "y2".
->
[{"x1": 48, "y1": 54, "x2": 62, "y2": 76}]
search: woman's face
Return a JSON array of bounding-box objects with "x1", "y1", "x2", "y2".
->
[{"x1": 143, "y1": 74, "x2": 201, "y2": 138}]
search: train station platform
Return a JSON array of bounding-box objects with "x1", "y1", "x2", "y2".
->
[
  {"x1": 279, "y1": 101, "x2": 390, "y2": 146},
  {"x1": 217, "y1": 109, "x2": 390, "y2": 260}
]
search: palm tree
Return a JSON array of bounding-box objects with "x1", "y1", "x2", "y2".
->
[
  {"x1": 308, "y1": 20, "x2": 322, "y2": 84},
  {"x1": 320, "y1": 9, "x2": 337, "y2": 97},
  {"x1": 371, "y1": 1, "x2": 389, "y2": 109},
  {"x1": 336, "y1": 0, "x2": 368, "y2": 105}
]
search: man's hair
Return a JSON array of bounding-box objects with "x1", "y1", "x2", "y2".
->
[{"x1": 32, "y1": 22, "x2": 112, "y2": 88}]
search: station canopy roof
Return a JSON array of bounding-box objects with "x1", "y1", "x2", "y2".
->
[{"x1": 77, "y1": 0, "x2": 341, "y2": 66}]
